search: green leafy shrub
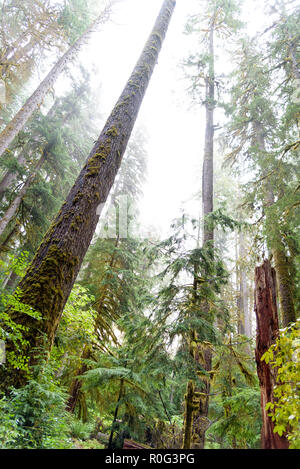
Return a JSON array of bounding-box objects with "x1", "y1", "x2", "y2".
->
[
  {"x1": 0, "y1": 252, "x2": 41, "y2": 372},
  {"x1": 262, "y1": 320, "x2": 300, "y2": 449},
  {"x1": 69, "y1": 418, "x2": 94, "y2": 441},
  {"x1": 0, "y1": 358, "x2": 72, "y2": 449}
]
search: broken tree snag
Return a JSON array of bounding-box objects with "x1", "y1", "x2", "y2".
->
[{"x1": 254, "y1": 259, "x2": 289, "y2": 449}]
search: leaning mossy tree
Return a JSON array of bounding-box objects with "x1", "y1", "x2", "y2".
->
[{"x1": 0, "y1": 0, "x2": 176, "y2": 390}]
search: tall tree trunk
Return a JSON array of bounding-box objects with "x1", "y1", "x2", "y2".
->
[
  {"x1": 0, "y1": 0, "x2": 176, "y2": 390},
  {"x1": 272, "y1": 245, "x2": 296, "y2": 326},
  {"x1": 191, "y1": 340, "x2": 213, "y2": 449},
  {"x1": 236, "y1": 232, "x2": 244, "y2": 334},
  {"x1": 191, "y1": 21, "x2": 215, "y2": 450},
  {"x1": 4, "y1": 270, "x2": 19, "y2": 291},
  {"x1": 66, "y1": 236, "x2": 120, "y2": 413},
  {"x1": 254, "y1": 121, "x2": 296, "y2": 327},
  {"x1": 0, "y1": 149, "x2": 47, "y2": 238},
  {"x1": 0, "y1": 96, "x2": 63, "y2": 202},
  {"x1": 202, "y1": 24, "x2": 215, "y2": 245},
  {"x1": 254, "y1": 259, "x2": 289, "y2": 449},
  {"x1": 0, "y1": 4, "x2": 112, "y2": 159}
]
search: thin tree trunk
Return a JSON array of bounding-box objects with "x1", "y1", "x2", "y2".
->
[
  {"x1": 254, "y1": 259, "x2": 289, "y2": 449},
  {"x1": 65, "y1": 344, "x2": 91, "y2": 413},
  {"x1": 272, "y1": 245, "x2": 296, "y2": 326},
  {"x1": 238, "y1": 230, "x2": 250, "y2": 336},
  {"x1": 1, "y1": 269, "x2": 12, "y2": 289},
  {"x1": 0, "y1": 0, "x2": 176, "y2": 390},
  {"x1": 236, "y1": 232, "x2": 244, "y2": 334},
  {"x1": 108, "y1": 378, "x2": 125, "y2": 449},
  {"x1": 182, "y1": 380, "x2": 195, "y2": 449},
  {"x1": 0, "y1": 150, "x2": 46, "y2": 237},
  {"x1": 0, "y1": 150, "x2": 27, "y2": 200},
  {"x1": 191, "y1": 20, "x2": 215, "y2": 450},
  {"x1": 66, "y1": 236, "x2": 120, "y2": 413},
  {"x1": 0, "y1": 222, "x2": 20, "y2": 254},
  {"x1": 191, "y1": 342, "x2": 212, "y2": 448},
  {"x1": 249, "y1": 279, "x2": 254, "y2": 338},
  {"x1": 0, "y1": 4, "x2": 112, "y2": 158},
  {"x1": 0, "y1": 17, "x2": 59, "y2": 80},
  {"x1": 202, "y1": 24, "x2": 215, "y2": 245}
]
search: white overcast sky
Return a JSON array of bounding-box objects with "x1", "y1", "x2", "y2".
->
[{"x1": 62, "y1": 0, "x2": 275, "y2": 237}]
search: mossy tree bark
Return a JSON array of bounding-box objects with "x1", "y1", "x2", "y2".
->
[
  {"x1": 272, "y1": 245, "x2": 296, "y2": 327},
  {"x1": 0, "y1": 0, "x2": 176, "y2": 390},
  {"x1": 182, "y1": 380, "x2": 197, "y2": 449},
  {"x1": 0, "y1": 4, "x2": 112, "y2": 159},
  {"x1": 254, "y1": 259, "x2": 289, "y2": 449}
]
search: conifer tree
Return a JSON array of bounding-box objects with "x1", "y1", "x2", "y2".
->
[
  {"x1": 0, "y1": 0, "x2": 176, "y2": 390},
  {"x1": 224, "y1": 37, "x2": 298, "y2": 326},
  {"x1": 0, "y1": 2, "x2": 113, "y2": 158},
  {"x1": 184, "y1": 0, "x2": 243, "y2": 448},
  {"x1": 66, "y1": 128, "x2": 148, "y2": 413},
  {"x1": 0, "y1": 0, "x2": 65, "y2": 101},
  {"x1": 0, "y1": 76, "x2": 99, "y2": 261}
]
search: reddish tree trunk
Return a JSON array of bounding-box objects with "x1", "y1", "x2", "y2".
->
[{"x1": 254, "y1": 259, "x2": 289, "y2": 449}]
